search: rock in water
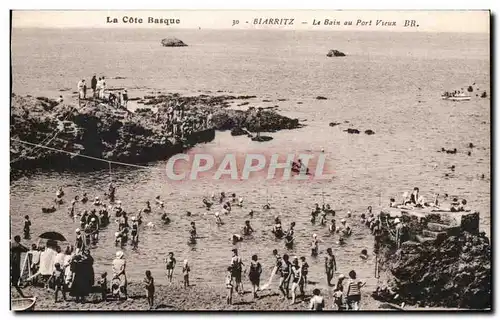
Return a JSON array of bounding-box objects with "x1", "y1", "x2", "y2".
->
[
  {"x1": 161, "y1": 37, "x2": 187, "y2": 47},
  {"x1": 344, "y1": 128, "x2": 360, "y2": 134},
  {"x1": 326, "y1": 49, "x2": 346, "y2": 57}
]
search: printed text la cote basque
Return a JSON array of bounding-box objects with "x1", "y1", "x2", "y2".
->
[{"x1": 106, "y1": 16, "x2": 181, "y2": 25}]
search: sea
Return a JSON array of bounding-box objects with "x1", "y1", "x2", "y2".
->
[{"x1": 10, "y1": 28, "x2": 490, "y2": 290}]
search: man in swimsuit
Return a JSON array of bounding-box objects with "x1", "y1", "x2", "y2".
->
[
  {"x1": 279, "y1": 254, "x2": 291, "y2": 299},
  {"x1": 325, "y1": 248, "x2": 337, "y2": 286},
  {"x1": 284, "y1": 222, "x2": 295, "y2": 249},
  {"x1": 230, "y1": 249, "x2": 244, "y2": 294},
  {"x1": 165, "y1": 252, "x2": 176, "y2": 283},
  {"x1": 131, "y1": 217, "x2": 139, "y2": 245},
  {"x1": 290, "y1": 257, "x2": 302, "y2": 304}
]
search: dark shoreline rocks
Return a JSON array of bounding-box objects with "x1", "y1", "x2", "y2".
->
[{"x1": 374, "y1": 211, "x2": 491, "y2": 309}]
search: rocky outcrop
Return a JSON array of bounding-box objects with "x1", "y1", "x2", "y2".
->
[
  {"x1": 326, "y1": 49, "x2": 346, "y2": 57},
  {"x1": 373, "y1": 210, "x2": 491, "y2": 309},
  {"x1": 382, "y1": 232, "x2": 491, "y2": 309},
  {"x1": 344, "y1": 128, "x2": 360, "y2": 134},
  {"x1": 10, "y1": 94, "x2": 209, "y2": 171},
  {"x1": 11, "y1": 92, "x2": 302, "y2": 172},
  {"x1": 210, "y1": 108, "x2": 301, "y2": 132},
  {"x1": 161, "y1": 37, "x2": 187, "y2": 47}
]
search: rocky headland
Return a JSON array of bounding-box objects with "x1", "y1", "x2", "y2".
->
[{"x1": 10, "y1": 92, "x2": 302, "y2": 172}]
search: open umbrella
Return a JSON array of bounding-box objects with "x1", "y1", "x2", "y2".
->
[{"x1": 38, "y1": 231, "x2": 67, "y2": 242}]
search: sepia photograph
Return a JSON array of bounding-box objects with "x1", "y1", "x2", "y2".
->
[{"x1": 9, "y1": 9, "x2": 491, "y2": 311}]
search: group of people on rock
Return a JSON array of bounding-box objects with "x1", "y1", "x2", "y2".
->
[
  {"x1": 77, "y1": 75, "x2": 128, "y2": 108},
  {"x1": 159, "y1": 101, "x2": 213, "y2": 140}
]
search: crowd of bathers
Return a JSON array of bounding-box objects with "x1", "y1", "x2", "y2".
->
[{"x1": 12, "y1": 183, "x2": 471, "y2": 310}]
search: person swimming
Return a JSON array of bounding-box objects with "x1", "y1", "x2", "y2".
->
[
  {"x1": 94, "y1": 197, "x2": 102, "y2": 206},
  {"x1": 248, "y1": 210, "x2": 254, "y2": 218},
  {"x1": 311, "y1": 209, "x2": 317, "y2": 224},
  {"x1": 263, "y1": 202, "x2": 271, "y2": 210},
  {"x1": 161, "y1": 212, "x2": 171, "y2": 224},
  {"x1": 203, "y1": 198, "x2": 213, "y2": 210},
  {"x1": 410, "y1": 187, "x2": 420, "y2": 205},
  {"x1": 272, "y1": 218, "x2": 284, "y2": 238},
  {"x1": 284, "y1": 222, "x2": 295, "y2": 249},
  {"x1": 232, "y1": 234, "x2": 244, "y2": 244},
  {"x1": 81, "y1": 193, "x2": 88, "y2": 203},
  {"x1": 215, "y1": 212, "x2": 223, "y2": 226},
  {"x1": 155, "y1": 196, "x2": 165, "y2": 208},
  {"x1": 243, "y1": 220, "x2": 254, "y2": 236},
  {"x1": 131, "y1": 217, "x2": 139, "y2": 244},
  {"x1": 337, "y1": 236, "x2": 346, "y2": 245},
  {"x1": 329, "y1": 219, "x2": 336, "y2": 234},
  {"x1": 360, "y1": 249, "x2": 368, "y2": 260},
  {"x1": 143, "y1": 201, "x2": 151, "y2": 213},
  {"x1": 56, "y1": 187, "x2": 64, "y2": 198},
  {"x1": 311, "y1": 234, "x2": 319, "y2": 256},
  {"x1": 319, "y1": 211, "x2": 327, "y2": 226},
  {"x1": 238, "y1": 197, "x2": 244, "y2": 207}
]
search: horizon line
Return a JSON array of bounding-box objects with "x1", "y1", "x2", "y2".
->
[{"x1": 10, "y1": 26, "x2": 490, "y2": 34}]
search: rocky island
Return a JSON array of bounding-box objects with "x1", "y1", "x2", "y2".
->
[
  {"x1": 161, "y1": 37, "x2": 187, "y2": 47},
  {"x1": 326, "y1": 49, "x2": 346, "y2": 57}
]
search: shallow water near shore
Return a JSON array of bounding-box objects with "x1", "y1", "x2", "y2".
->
[{"x1": 10, "y1": 29, "x2": 490, "y2": 301}]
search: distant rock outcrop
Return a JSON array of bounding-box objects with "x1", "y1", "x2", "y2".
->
[
  {"x1": 326, "y1": 49, "x2": 346, "y2": 57},
  {"x1": 161, "y1": 37, "x2": 187, "y2": 47}
]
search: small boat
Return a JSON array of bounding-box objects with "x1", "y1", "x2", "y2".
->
[
  {"x1": 441, "y1": 95, "x2": 471, "y2": 101},
  {"x1": 11, "y1": 297, "x2": 36, "y2": 311},
  {"x1": 251, "y1": 135, "x2": 273, "y2": 142}
]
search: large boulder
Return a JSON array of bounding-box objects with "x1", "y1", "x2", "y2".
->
[
  {"x1": 326, "y1": 49, "x2": 346, "y2": 57},
  {"x1": 161, "y1": 37, "x2": 187, "y2": 47}
]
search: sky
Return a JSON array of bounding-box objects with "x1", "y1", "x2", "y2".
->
[{"x1": 11, "y1": 10, "x2": 490, "y2": 33}]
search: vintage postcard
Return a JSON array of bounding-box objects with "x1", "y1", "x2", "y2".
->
[{"x1": 9, "y1": 10, "x2": 491, "y2": 311}]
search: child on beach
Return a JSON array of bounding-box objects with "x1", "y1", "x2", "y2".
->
[
  {"x1": 97, "y1": 272, "x2": 108, "y2": 302},
  {"x1": 165, "y1": 252, "x2": 176, "y2": 283},
  {"x1": 144, "y1": 270, "x2": 155, "y2": 309},
  {"x1": 182, "y1": 260, "x2": 190, "y2": 288},
  {"x1": 225, "y1": 266, "x2": 234, "y2": 305},
  {"x1": 53, "y1": 263, "x2": 66, "y2": 302},
  {"x1": 333, "y1": 286, "x2": 346, "y2": 310},
  {"x1": 309, "y1": 288, "x2": 325, "y2": 311},
  {"x1": 346, "y1": 270, "x2": 366, "y2": 310}
]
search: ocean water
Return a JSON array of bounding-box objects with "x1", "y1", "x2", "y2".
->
[{"x1": 10, "y1": 28, "x2": 490, "y2": 290}]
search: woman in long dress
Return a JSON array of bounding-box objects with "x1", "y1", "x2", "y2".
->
[{"x1": 112, "y1": 251, "x2": 128, "y2": 299}]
